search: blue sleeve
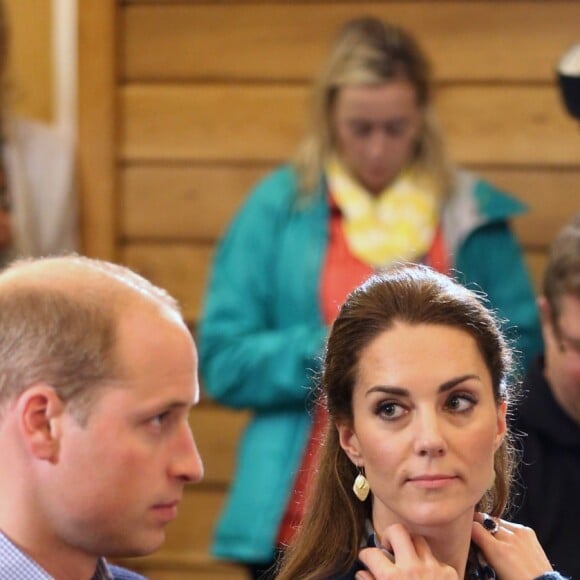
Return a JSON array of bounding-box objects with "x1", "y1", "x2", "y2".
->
[
  {"x1": 455, "y1": 221, "x2": 542, "y2": 372},
  {"x1": 198, "y1": 171, "x2": 327, "y2": 411}
]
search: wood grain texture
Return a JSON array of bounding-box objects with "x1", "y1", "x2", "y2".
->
[
  {"x1": 120, "y1": 241, "x2": 550, "y2": 325},
  {"x1": 478, "y1": 167, "x2": 580, "y2": 248},
  {"x1": 120, "y1": 164, "x2": 265, "y2": 240},
  {"x1": 118, "y1": 552, "x2": 249, "y2": 580},
  {"x1": 5, "y1": 0, "x2": 53, "y2": 121},
  {"x1": 156, "y1": 487, "x2": 227, "y2": 553},
  {"x1": 121, "y1": 2, "x2": 580, "y2": 83},
  {"x1": 77, "y1": 0, "x2": 118, "y2": 259},
  {"x1": 120, "y1": 164, "x2": 580, "y2": 246},
  {"x1": 191, "y1": 404, "x2": 249, "y2": 485},
  {"x1": 120, "y1": 242, "x2": 214, "y2": 322},
  {"x1": 120, "y1": 84, "x2": 579, "y2": 165}
]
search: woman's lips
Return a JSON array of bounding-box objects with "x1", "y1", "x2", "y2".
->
[{"x1": 406, "y1": 475, "x2": 459, "y2": 489}]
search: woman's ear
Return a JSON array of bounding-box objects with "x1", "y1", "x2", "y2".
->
[
  {"x1": 494, "y1": 401, "x2": 508, "y2": 451},
  {"x1": 16, "y1": 384, "x2": 65, "y2": 463},
  {"x1": 336, "y1": 421, "x2": 363, "y2": 465}
]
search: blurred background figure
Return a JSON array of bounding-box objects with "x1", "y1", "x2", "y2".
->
[
  {"x1": 199, "y1": 16, "x2": 541, "y2": 578},
  {"x1": 510, "y1": 214, "x2": 580, "y2": 579},
  {"x1": 557, "y1": 42, "x2": 580, "y2": 120},
  {"x1": 0, "y1": 0, "x2": 77, "y2": 268}
]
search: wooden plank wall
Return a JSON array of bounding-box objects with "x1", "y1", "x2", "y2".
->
[{"x1": 78, "y1": 2, "x2": 580, "y2": 578}]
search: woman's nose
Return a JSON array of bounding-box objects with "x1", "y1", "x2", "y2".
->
[{"x1": 412, "y1": 413, "x2": 448, "y2": 457}]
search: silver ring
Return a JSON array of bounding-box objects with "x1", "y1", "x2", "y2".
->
[{"x1": 482, "y1": 515, "x2": 500, "y2": 535}]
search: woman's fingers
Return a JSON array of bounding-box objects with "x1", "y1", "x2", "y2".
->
[
  {"x1": 472, "y1": 513, "x2": 554, "y2": 580},
  {"x1": 360, "y1": 524, "x2": 458, "y2": 579}
]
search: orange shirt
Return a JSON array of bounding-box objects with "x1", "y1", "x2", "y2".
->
[{"x1": 277, "y1": 197, "x2": 448, "y2": 546}]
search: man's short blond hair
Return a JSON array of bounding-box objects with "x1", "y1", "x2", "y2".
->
[{"x1": 0, "y1": 255, "x2": 182, "y2": 422}]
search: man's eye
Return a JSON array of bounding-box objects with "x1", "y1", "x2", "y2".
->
[{"x1": 150, "y1": 411, "x2": 171, "y2": 428}]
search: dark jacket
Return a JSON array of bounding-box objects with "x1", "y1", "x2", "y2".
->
[{"x1": 510, "y1": 356, "x2": 580, "y2": 579}]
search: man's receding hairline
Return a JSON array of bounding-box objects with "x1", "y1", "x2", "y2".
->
[{"x1": 0, "y1": 256, "x2": 175, "y2": 313}]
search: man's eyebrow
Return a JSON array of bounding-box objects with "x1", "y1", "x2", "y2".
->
[
  {"x1": 365, "y1": 375, "x2": 481, "y2": 397},
  {"x1": 146, "y1": 400, "x2": 196, "y2": 414}
]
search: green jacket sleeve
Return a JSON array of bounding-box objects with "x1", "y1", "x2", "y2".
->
[
  {"x1": 455, "y1": 220, "x2": 542, "y2": 373},
  {"x1": 198, "y1": 171, "x2": 328, "y2": 411}
]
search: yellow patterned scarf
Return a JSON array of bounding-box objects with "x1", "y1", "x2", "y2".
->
[{"x1": 326, "y1": 157, "x2": 438, "y2": 267}]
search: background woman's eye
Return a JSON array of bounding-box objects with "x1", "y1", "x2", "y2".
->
[{"x1": 350, "y1": 122, "x2": 372, "y2": 137}]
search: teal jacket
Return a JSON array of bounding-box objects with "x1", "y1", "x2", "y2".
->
[{"x1": 198, "y1": 165, "x2": 542, "y2": 563}]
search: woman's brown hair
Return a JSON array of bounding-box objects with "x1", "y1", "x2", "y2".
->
[{"x1": 277, "y1": 264, "x2": 516, "y2": 579}]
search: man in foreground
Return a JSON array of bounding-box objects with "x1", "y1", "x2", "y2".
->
[{"x1": 0, "y1": 255, "x2": 203, "y2": 579}]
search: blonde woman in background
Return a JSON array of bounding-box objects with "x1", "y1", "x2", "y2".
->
[{"x1": 199, "y1": 17, "x2": 541, "y2": 578}]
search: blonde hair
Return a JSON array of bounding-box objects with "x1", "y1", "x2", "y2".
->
[
  {"x1": 293, "y1": 17, "x2": 452, "y2": 197},
  {"x1": 0, "y1": 255, "x2": 181, "y2": 423}
]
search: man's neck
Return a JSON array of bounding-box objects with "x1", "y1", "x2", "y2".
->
[{"x1": 0, "y1": 525, "x2": 100, "y2": 580}]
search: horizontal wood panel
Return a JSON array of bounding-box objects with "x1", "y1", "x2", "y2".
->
[
  {"x1": 120, "y1": 165, "x2": 265, "y2": 240},
  {"x1": 121, "y1": 2, "x2": 580, "y2": 83},
  {"x1": 121, "y1": 164, "x2": 579, "y2": 246},
  {"x1": 156, "y1": 488, "x2": 226, "y2": 554},
  {"x1": 121, "y1": 242, "x2": 547, "y2": 325},
  {"x1": 120, "y1": 84, "x2": 307, "y2": 162},
  {"x1": 118, "y1": 552, "x2": 249, "y2": 580},
  {"x1": 120, "y1": 84, "x2": 579, "y2": 165},
  {"x1": 120, "y1": 243, "x2": 214, "y2": 322},
  {"x1": 525, "y1": 250, "x2": 548, "y2": 294},
  {"x1": 478, "y1": 168, "x2": 580, "y2": 248},
  {"x1": 191, "y1": 404, "x2": 249, "y2": 485}
]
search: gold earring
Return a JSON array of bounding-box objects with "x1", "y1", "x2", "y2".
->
[{"x1": 353, "y1": 466, "x2": 370, "y2": 502}]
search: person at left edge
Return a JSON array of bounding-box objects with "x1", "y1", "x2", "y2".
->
[{"x1": 0, "y1": 255, "x2": 204, "y2": 579}]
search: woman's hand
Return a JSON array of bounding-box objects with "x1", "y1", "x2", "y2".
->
[
  {"x1": 355, "y1": 523, "x2": 459, "y2": 580},
  {"x1": 471, "y1": 512, "x2": 554, "y2": 580}
]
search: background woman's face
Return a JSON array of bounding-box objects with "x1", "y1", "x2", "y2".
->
[
  {"x1": 337, "y1": 322, "x2": 506, "y2": 535},
  {"x1": 332, "y1": 81, "x2": 423, "y2": 195}
]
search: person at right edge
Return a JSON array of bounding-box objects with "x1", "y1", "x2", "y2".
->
[
  {"x1": 198, "y1": 17, "x2": 542, "y2": 578},
  {"x1": 509, "y1": 214, "x2": 580, "y2": 579}
]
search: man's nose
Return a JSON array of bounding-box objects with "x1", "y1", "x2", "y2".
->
[{"x1": 171, "y1": 423, "x2": 204, "y2": 483}]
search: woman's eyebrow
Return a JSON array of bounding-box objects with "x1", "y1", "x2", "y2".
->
[{"x1": 365, "y1": 374, "x2": 481, "y2": 398}]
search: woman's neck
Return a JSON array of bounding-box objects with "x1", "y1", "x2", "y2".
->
[{"x1": 374, "y1": 512, "x2": 474, "y2": 579}]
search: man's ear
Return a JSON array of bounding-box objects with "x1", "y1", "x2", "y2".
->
[
  {"x1": 336, "y1": 421, "x2": 363, "y2": 466},
  {"x1": 537, "y1": 296, "x2": 551, "y2": 324},
  {"x1": 16, "y1": 384, "x2": 66, "y2": 463},
  {"x1": 537, "y1": 296, "x2": 556, "y2": 344}
]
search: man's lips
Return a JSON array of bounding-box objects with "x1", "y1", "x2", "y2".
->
[{"x1": 151, "y1": 500, "x2": 180, "y2": 521}]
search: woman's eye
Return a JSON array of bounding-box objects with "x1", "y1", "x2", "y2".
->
[
  {"x1": 377, "y1": 401, "x2": 406, "y2": 420},
  {"x1": 350, "y1": 122, "x2": 372, "y2": 137},
  {"x1": 446, "y1": 394, "x2": 476, "y2": 413}
]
